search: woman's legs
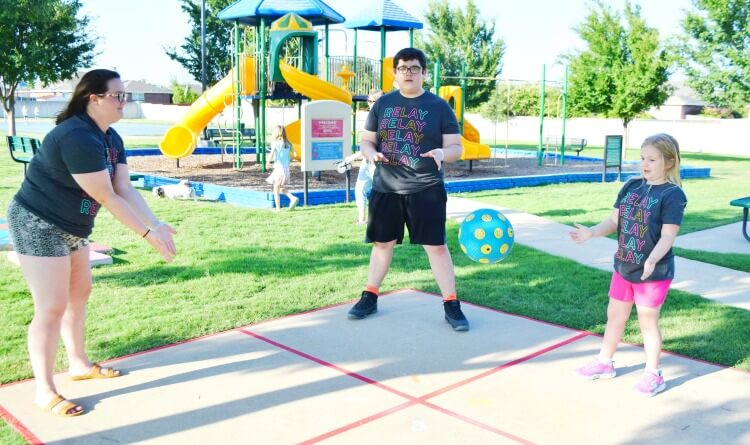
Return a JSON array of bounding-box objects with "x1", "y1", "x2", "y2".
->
[
  {"x1": 635, "y1": 304, "x2": 662, "y2": 370},
  {"x1": 599, "y1": 298, "x2": 634, "y2": 360},
  {"x1": 60, "y1": 246, "x2": 96, "y2": 375},
  {"x1": 16, "y1": 253, "x2": 73, "y2": 406}
]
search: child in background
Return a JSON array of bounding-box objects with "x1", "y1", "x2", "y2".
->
[
  {"x1": 569, "y1": 133, "x2": 687, "y2": 397},
  {"x1": 266, "y1": 125, "x2": 299, "y2": 211},
  {"x1": 346, "y1": 89, "x2": 383, "y2": 224}
]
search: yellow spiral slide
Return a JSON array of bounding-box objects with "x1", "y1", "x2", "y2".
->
[
  {"x1": 438, "y1": 86, "x2": 490, "y2": 160},
  {"x1": 159, "y1": 57, "x2": 256, "y2": 159}
]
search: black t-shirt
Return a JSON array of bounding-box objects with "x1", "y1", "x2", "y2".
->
[
  {"x1": 613, "y1": 178, "x2": 687, "y2": 282},
  {"x1": 14, "y1": 113, "x2": 126, "y2": 238},
  {"x1": 365, "y1": 90, "x2": 459, "y2": 194}
]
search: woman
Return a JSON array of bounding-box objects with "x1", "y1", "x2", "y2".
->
[{"x1": 6, "y1": 69, "x2": 177, "y2": 416}]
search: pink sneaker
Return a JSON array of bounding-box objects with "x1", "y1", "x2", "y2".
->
[
  {"x1": 576, "y1": 359, "x2": 616, "y2": 380},
  {"x1": 633, "y1": 371, "x2": 666, "y2": 397}
]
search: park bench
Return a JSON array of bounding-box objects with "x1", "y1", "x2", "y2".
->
[
  {"x1": 730, "y1": 196, "x2": 750, "y2": 242},
  {"x1": 205, "y1": 126, "x2": 256, "y2": 146},
  {"x1": 542, "y1": 137, "x2": 587, "y2": 165},
  {"x1": 6, "y1": 135, "x2": 41, "y2": 176}
]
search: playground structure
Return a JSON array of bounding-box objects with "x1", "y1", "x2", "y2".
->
[{"x1": 158, "y1": 0, "x2": 492, "y2": 171}]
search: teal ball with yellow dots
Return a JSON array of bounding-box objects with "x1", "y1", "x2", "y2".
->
[{"x1": 458, "y1": 209, "x2": 514, "y2": 264}]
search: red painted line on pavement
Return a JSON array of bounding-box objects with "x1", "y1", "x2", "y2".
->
[
  {"x1": 298, "y1": 400, "x2": 415, "y2": 445},
  {"x1": 0, "y1": 405, "x2": 43, "y2": 445},
  {"x1": 418, "y1": 332, "x2": 590, "y2": 401},
  {"x1": 422, "y1": 400, "x2": 535, "y2": 445},
  {"x1": 237, "y1": 328, "x2": 415, "y2": 400}
]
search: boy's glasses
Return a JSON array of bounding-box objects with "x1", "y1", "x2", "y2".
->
[
  {"x1": 96, "y1": 92, "x2": 128, "y2": 103},
  {"x1": 395, "y1": 65, "x2": 422, "y2": 74}
]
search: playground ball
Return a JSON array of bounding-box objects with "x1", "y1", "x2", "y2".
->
[{"x1": 458, "y1": 209, "x2": 514, "y2": 264}]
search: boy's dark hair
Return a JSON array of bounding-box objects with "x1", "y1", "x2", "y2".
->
[
  {"x1": 56, "y1": 69, "x2": 121, "y2": 124},
  {"x1": 393, "y1": 48, "x2": 427, "y2": 71}
]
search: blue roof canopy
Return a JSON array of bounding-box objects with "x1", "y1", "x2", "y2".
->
[
  {"x1": 344, "y1": 0, "x2": 423, "y2": 31},
  {"x1": 218, "y1": 0, "x2": 345, "y2": 26}
]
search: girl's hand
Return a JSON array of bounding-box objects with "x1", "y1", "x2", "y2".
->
[
  {"x1": 640, "y1": 258, "x2": 656, "y2": 280},
  {"x1": 569, "y1": 223, "x2": 594, "y2": 244},
  {"x1": 145, "y1": 222, "x2": 177, "y2": 262}
]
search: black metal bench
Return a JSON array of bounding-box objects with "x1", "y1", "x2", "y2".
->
[
  {"x1": 6, "y1": 136, "x2": 40, "y2": 176},
  {"x1": 730, "y1": 196, "x2": 750, "y2": 242},
  {"x1": 205, "y1": 126, "x2": 256, "y2": 146}
]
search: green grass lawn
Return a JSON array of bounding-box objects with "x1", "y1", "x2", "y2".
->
[{"x1": 1, "y1": 146, "x2": 749, "y2": 443}]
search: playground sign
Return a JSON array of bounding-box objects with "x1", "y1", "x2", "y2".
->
[
  {"x1": 603, "y1": 135, "x2": 623, "y2": 182},
  {"x1": 301, "y1": 101, "x2": 351, "y2": 172}
]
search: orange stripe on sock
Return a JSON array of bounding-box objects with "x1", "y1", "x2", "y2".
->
[
  {"x1": 365, "y1": 285, "x2": 379, "y2": 295},
  {"x1": 443, "y1": 294, "x2": 457, "y2": 301}
]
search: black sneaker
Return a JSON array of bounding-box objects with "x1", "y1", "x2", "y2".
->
[
  {"x1": 444, "y1": 300, "x2": 470, "y2": 331},
  {"x1": 348, "y1": 291, "x2": 378, "y2": 319}
]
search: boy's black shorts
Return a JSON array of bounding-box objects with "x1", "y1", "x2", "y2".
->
[{"x1": 365, "y1": 184, "x2": 447, "y2": 245}]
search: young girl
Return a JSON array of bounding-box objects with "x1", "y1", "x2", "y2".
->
[
  {"x1": 569, "y1": 133, "x2": 687, "y2": 397},
  {"x1": 266, "y1": 125, "x2": 299, "y2": 211}
]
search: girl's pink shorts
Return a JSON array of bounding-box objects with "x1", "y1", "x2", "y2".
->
[{"x1": 608, "y1": 271, "x2": 671, "y2": 308}]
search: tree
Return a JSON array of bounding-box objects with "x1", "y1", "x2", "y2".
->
[
  {"x1": 170, "y1": 80, "x2": 200, "y2": 104},
  {"x1": 480, "y1": 84, "x2": 563, "y2": 122},
  {"x1": 417, "y1": 0, "x2": 505, "y2": 108},
  {"x1": 166, "y1": 0, "x2": 235, "y2": 87},
  {"x1": 565, "y1": 1, "x2": 671, "y2": 146},
  {"x1": 676, "y1": 0, "x2": 750, "y2": 114},
  {"x1": 0, "y1": 0, "x2": 95, "y2": 135}
]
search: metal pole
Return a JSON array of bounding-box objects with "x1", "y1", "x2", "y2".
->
[
  {"x1": 537, "y1": 64, "x2": 546, "y2": 167},
  {"x1": 259, "y1": 18, "x2": 267, "y2": 172},
  {"x1": 434, "y1": 59, "x2": 441, "y2": 94},
  {"x1": 380, "y1": 26, "x2": 386, "y2": 91},
  {"x1": 459, "y1": 62, "x2": 466, "y2": 136},
  {"x1": 352, "y1": 29, "x2": 358, "y2": 153},
  {"x1": 409, "y1": 29, "x2": 414, "y2": 47},
  {"x1": 325, "y1": 24, "x2": 330, "y2": 82},
  {"x1": 560, "y1": 65, "x2": 568, "y2": 165},
  {"x1": 200, "y1": 0, "x2": 206, "y2": 93},
  {"x1": 234, "y1": 21, "x2": 242, "y2": 169}
]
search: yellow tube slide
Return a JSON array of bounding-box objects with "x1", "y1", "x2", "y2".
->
[
  {"x1": 438, "y1": 85, "x2": 490, "y2": 159},
  {"x1": 382, "y1": 57, "x2": 395, "y2": 92},
  {"x1": 159, "y1": 56, "x2": 256, "y2": 159},
  {"x1": 278, "y1": 61, "x2": 352, "y2": 159}
]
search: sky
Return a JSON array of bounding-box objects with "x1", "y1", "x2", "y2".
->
[{"x1": 79, "y1": 0, "x2": 693, "y2": 87}]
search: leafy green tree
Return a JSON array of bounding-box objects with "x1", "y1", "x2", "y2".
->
[
  {"x1": 480, "y1": 84, "x2": 563, "y2": 121},
  {"x1": 166, "y1": 0, "x2": 234, "y2": 87},
  {"x1": 0, "y1": 0, "x2": 95, "y2": 135},
  {"x1": 170, "y1": 80, "x2": 200, "y2": 104},
  {"x1": 565, "y1": 1, "x2": 671, "y2": 143},
  {"x1": 417, "y1": 0, "x2": 505, "y2": 108},
  {"x1": 676, "y1": 0, "x2": 750, "y2": 114}
]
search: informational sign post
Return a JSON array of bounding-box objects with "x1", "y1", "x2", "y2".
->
[
  {"x1": 603, "y1": 135, "x2": 623, "y2": 182},
  {"x1": 301, "y1": 100, "x2": 352, "y2": 205}
]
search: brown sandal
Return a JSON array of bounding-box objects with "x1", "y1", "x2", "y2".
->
[
  {"x1": 70, "y1": 363, "x2": 121, "y2": 381},
  {"x1": 37, "y1": 395, "x2": 84, "y2": 417}
]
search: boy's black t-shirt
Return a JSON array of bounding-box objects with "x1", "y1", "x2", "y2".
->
[
  {"x1": 613, "y1": 178, "x2": 688, "y2": 282},
  {"x1": 365, "y1": 90, "x2": 459, "y2": 194},
  {"x1": 14, "y1": 113, "x2": 126, "y2": 238}
]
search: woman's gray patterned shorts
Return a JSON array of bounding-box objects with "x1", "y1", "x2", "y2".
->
[{"x1": 6, "y1": 199, "x2": 89, "y2": 257}]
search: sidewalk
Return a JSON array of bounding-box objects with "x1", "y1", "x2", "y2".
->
[
  {"x1": 1, "y1": 290, "x2": 748, "y2": 444},
  {"x1": 447, "y1": 197, "x2": 750, "y2": 311}
]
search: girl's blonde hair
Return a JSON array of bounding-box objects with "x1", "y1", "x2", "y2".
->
[
  {"x1": 641, "y1": 133, "x2": 682, "y2": 186},
  {"x1": 271, "y1": 124, "x2": 288, "y2": 143}
]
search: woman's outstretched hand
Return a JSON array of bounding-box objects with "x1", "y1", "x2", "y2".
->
[{"x1": 145, "y1": 222, "x2": 177, "y2": 261}]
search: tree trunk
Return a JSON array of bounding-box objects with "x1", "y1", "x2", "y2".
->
[
  {"x1": 2, "y1": 97, "x2": 17, "y2": 136},
  {"x1": 622, "y1": 119, "x2": 630, "y2": 162}
]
